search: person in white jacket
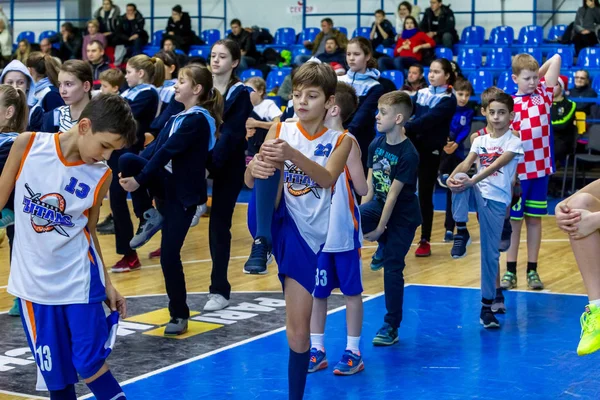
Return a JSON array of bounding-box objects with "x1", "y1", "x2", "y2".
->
[{"x1": 0, "y1": 6, "x2": 12, "y2": 66}]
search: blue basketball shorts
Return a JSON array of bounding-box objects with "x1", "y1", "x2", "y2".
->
[
  {"x1": 510, "y1": 175, "x2": 549, "y2": 220},
  {"x1": 19, "y1": 300, "x2": 118, "y2": 391},
  {"x1": 313, "y1": 249, "x2": 363, "y2": 298}
]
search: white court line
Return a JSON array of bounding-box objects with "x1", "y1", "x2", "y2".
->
[
  {"x1": 408, "y1": 283, "x2": 587, "y2": 297},
  {"x1": 0, "y1": 389, "x2": 48, "y2": 399},
  {"x1": 77, "y1": 291, "x2": 384, "y2": 399}
]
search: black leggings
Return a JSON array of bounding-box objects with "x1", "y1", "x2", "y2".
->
[{"x1": 418, "y1": 150, "x2": 441, "y2": 242}]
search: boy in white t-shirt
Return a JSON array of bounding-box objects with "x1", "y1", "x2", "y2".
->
[
  {"x1": 447, "y1": 93, "x2": 524, "y2": 329},
  {"x1": 245, "y1": 77, "x2": 283, "y2": 159}
]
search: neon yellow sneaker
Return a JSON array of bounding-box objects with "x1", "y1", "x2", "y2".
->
[{"x1": 577, "y1": 304, "x2": 600, "y2": 356}]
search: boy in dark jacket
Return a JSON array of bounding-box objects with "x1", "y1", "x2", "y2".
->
[
  {"x1": 419, "y1": 0, "x2": 459, "y2": 48},
  {"x1": 165, "y1": 5, "x2": 202, "y2": 52},
  {"x1": 119, "y1": 3, "x2": 148, "y2": 57}
]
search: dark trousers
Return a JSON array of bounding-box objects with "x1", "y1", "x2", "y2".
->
[
  {"x1": 418, "y1": 150, "x2": 441, "y2": 242},
  {"x1": 360, "y1": 200, "x2": 418, "y2": 329},
  {"x1": 439, "y1": 152, "x2": 461, "y2": 232},
  {"x1": 573, "y1": 32, "x2": 598, "y2": 55},
  {"x1": 7, "y1": 224, "x2": 13, "y2": 258},
  {"x1": 209, "y1": 164, "x2": 245, "y2": 300},
  {"x1": 120, "y1": 153, "x2": 195, "y2": 319}
]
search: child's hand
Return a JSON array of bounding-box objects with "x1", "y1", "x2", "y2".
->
[
  {"x1": 569, "y1": 209, "x2": 600, "y2": 240},
  {"x1": 118, "y1": 174, "x2": 140, "y2": 192},
  {"x1": 555, "y1": 202, "x2": 581, "y2": 234},
  {"x1": 443, "y1": 141, "x2": 458, "y2": 154},
  {"x1": 246, "y1": 128, "x2": 256, "y2": 139},
  {"x1": 447, "y1": 177, "x2": 463, "y2": 192},
  {"x1": 249, "y1": 153, "x2": 277, "y2": 179},
  {"x1": 105, "y1": 284, "x2": 127, "y2": 318},
  {"x1": 364, "y1": 226, "x2": 385, "y2": 242},
  {"x1": 261, "y1": 138, "x2": 294, "y2": 163},
  {"x1": 246, "y1": 118, "x2": 259, "y2": 129}
]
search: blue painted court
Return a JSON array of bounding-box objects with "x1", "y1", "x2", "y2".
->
[{"x1": 90, "y1": 285, "x2": 599, "y2": 399}]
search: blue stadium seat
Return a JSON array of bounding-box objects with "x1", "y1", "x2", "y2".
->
[
  {"x1": 16, "y1": 31, "x2": 35, "y2": 44},
  {"x1": 174, "y1": 49, "x2": 185, "y2": 55},
  {"x1": 142, "y1": 46, "x2": 160, "y2": 57},
  {"x1": 547, "y1": 47, "x2": 574, "y2": 69},
  {"x1": 152, "y1": 30, "x2": 164, "y2": 47},
  {"x1": 298, "y1": 27, "x2": 320, "y2": 43},
  {"x1": 547, "y1": 24, "x2": 567, "y2": 42},
  {"x1": 460, "y1": 26, "x2": 485, "y2": 46},
  {"x1": 240, "y1": 69, "x2": 263, "y2": 81},
  {"x1": 497, "y1": 71, "x2": 518, "y2": 94},
  {"x1": 488, "y1": 26, "x2": 514, "y2": 46},
  {"x1": 266, "y1": 70, "x2": 289, "y2": 91},
  {"x1": 592, "y1": 74, "x2": 600, "y2": 95},
  {"x1": 423, "y1": 67, "x2": 430, "y2": 85},
  {"x1": 353, "y1": 27, "x2": 371, "y2": 39},
  {"x1": 468, "y1": 70, "x2": 494, "y2": 95},
  {"x1": 566, "y1": 69, "x2": 576, "y2": 89},
  {"x1": 435, "y1": 47, "x2": 453, "y2": 61},
  {"x1": 381, "y1": 70, "x2": 404, "y2": 89},
  {"x1": 518, "y1": 25, "x2": 544, "y2": 46},
  {"x1": 457, "y1": 48, "x2": 482, "y2": 69},
  {"x1": 484, "y1": 47, "x2": 511, "y2": 70},
  {"x1": 578, "y1": 47, "x2": 600, "y2": 69},
  {"x1": 292, "y1": 46, "x2": 309, "y2": 59},
  {"x1": 335, "y1": 27, "x2": 348, "y2": 37},
  {"x1": 38, "y1": 30, "x2": 56, "y2": 43},
  {"x1": 188, "y1": 46, "x2": 211, "y2": 58},
  {"x1": 380, "y1": 47, "x2": 393, "y2": 57},
  {"x1": 518, "y1": 47, "x2": 543, "y2": 64},
  {"x1": 274, "y1": 28, "x2": 296, "y2": 46},
  {"x1": 202, "y1": 29, "x2": 221, "y2": 46},
  {"x1": 274, "y1": 66, "x2": 293, "y2": 74}
]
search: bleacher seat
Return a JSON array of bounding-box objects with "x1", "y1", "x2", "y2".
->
[
  {"x1": 274, "y1": 27, "x2": 296, "y2": 46},
  {"x1": 518, "y1": 47, "x2": 543, "y2": 64},
  {"x1": 174, "y1": 49, "x2": 185, "y2": 55},
  {"x1": 547, "y1": 47, "x2": 574, "y2": 69},
  {"x1": 188, "y1": 46, "x2": 211, "y2": 58},
  {"x1": 381, "y1": 70, "x2": 404, "y2": 89},
  {"x1": 457, "y1": 48, "x2": 482, "y2": 69},
  {"x1": 435, "y1": 47, "x2": 453, "y2": 61},
  {"x1": 547, "y1": 24, "x2": 567, "y2": 42},
  {"x1": 460, "y1": 26, "x2": 485, "y2": 46},
  {"x1": 202, "y1": 29, "x2": 221, "y2": 46},
  {"x1": 292, "y1": 46, "x2": 309, "y2": 59},
  {"x1": 518, "y1": 25, "x2": 544, "y2": 46},
  {"x1": 298, "y1": 27, "x2": 320, "y2": 44},
  {"x1": 592, "y1": 74, "x2": 600, "y2": 95},
  {"x1": 488, "y1": 26, "x2": 514, "y2": 46},
  {"x1": 484, "y1": 47, "x2": 511, "y2": 70},
  {"x1": 566, "y1": 69, "x2": 576, "y2": 89},
  {"x1": 382, "y1": 47, "x2": 395, "y2": 57},
  {"x1": 578, "y1": 47, "x2": 600, "y2": 69},
  {"x1": 335, "y1": 27, "x2": 348, "y2": 37},
  {"x1": 497, "y1": 71, "x2": 518, "y2": 94},
  {"x1": 16, "y1": 31, "x2": 35, "y2": 44},
  {"x1": 38, "y1": 30, "x2": 56, "y2": 43},
  {"x1": 423, "y1": 67, "x2": 430, "y2": 85},
  {"x1": 266, "y1": 70, "x2": 289, "y2": 92},
  {"x1": 142, "y1": 46, "x2": 160, "y2": 57},
  {"x1": 152, "y1": 30, "x2": 164, "y2": 46},
  {"x1": 353, "y1": 27, "x2": 371, "y2": 39},
  {"x1": 240, "y1": 69, "x2": 263, "y2": 81},
  {"x1": 468, "y1": 70, "x2": 494, "y2": 94}
]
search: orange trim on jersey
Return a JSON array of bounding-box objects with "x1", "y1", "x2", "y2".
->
[
  {"x1": 93, "y1": 170, "x2": 111, "y2": 208},
  {"x1": 334, "y1": 132, "x2": 347, "y2": 149},
  {"x1": 54, "y1": 134, "x2": 85, "y2": 167},
  {"x1": 275, "y1": 122, "x2": 282, "y2": 139},
  {"x1": 15, "y1": 132, "x2": 37, "y2": 181},
  {"x1": 26, "y1": 301, "x2": 37, "y2": 342},
  {"x1": 344, "y1": 167, "x2": 359, "y2": 231},
  {"x1": 296, "y1": 122, "x2": 328, "y2": 141},
  {"x1": 83, "y1": 228, "x2": 95, "y2": 264}
]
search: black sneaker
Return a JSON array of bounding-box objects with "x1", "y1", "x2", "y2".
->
[
  {"x1": 451, "y1": 229, "x2": 471, "y2": 259},
  {"x1": 499, "y1": 218, "x2": 512, "y2": 252},
  {"x1": 97, "y1": 214, "x2": 115, "y2": 235},
  {"x1": 243, "y1": 236, "x2": 271, "y2": 275},
  {"x1": 480, "y1": 306, "x2": 500, "y2": 329},
  {"x1": 491, "y1": 296, "x2": 506, "y2": 314}
]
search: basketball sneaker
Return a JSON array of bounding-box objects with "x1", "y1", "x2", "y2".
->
[
  {"x1": 308, "y1": 348, "x2": 328, "y2": 373},
  {"x1": 370, "y1": 244, "x2": 384, "y2": 271},
  {"x1": 203, "y1": 294, "x2": 229, "y2": 311},
  {"x1": 8, "y1": 298, "x2": 20, "y2": 317},
  {"x1": 480, "y1": 306, "x2": 500, "y2": 329},
  {"x1": 578, "y1": 304, "x2": 600, "y2": 356},
  {"x1": 491, "y1": 295, "x2": 506, "y2": 314},
  {"x1": 372, "y1": 323, "x2": 399, "y2": 346},
  {"x1": 527, "y1": 270, "x2": 544, "y2": 290},
  {"x1": 0, "y1": 208, "x2": 14, "y2": 229},
  {"x1": 164, "y1": 318, "x2": 188, "y2": 336},
  {"x1": 97, "y1": 214, "x2": 115, "y2": 235},
  {"x1": 130, "y1": 208, "x2": 163, "y2": 249},
  {"x1": 443, "y1": 230, "x2": 454, "y2": 243},
  {"x1": 111, "y1": 252, "x2": 141, "y2": 273},
  {"x1": 415, "y1": 239, "x2": 431, "y2": 257},
  {"x1": 243, "y1": 237, "x2": 272, "y2": 274},
  {"x1": 332, "y1": 350, "x2": 364, "y2": 375},
  {"x1": 451, "y1": 230, "x2": 471, "y2": 259},
  {"x1": 190, "y1": 203, "x2": 207, "y2": 228},
  {"x1": 500, "y1": 271, "x2": 517, "y2": 289},
  {"x1": 149, "y1": 248, "x2": 161, "y2": 259}
]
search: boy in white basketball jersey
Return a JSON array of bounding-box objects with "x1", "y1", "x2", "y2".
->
[
  {"x1": 245, "y1": 62, "x2": 352, "y2": 400},
  {"x1": 308, "y1": 82, "x2": 368, "y2": 376},
  {"x1": 0, "y1": 94, "x2": 136, "y2": 399}
]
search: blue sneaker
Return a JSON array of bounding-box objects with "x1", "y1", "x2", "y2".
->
[
  {"x1": 370, "y1": 243, "x2": 385, "y2": 271},
  {"x1": 0, "y1": 209, "x2": 14, "y2": 229},
  {"x1": 243, "y1": 236, "x2": 272, "y2": 275},
  {"x1": 130, "y1": 208, "x2": 163, "y2": 249},
  {"x1": 372, "y1": 323, "x2": 399, "y2": 346},
  {"x1": 308, "y1": 348, "x2": 328, "y2": 373},
  {"x1": 333, "y1": 350, "x2": 364, "y2": 375},
  {"x1": 443, "y1": 230, "x2": 453, "y2": 242}
]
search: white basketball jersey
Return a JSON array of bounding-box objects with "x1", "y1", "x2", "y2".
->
[
  {"x1": 323, "y1": 132, "x2": 362, "y2": 252},
  {"x1": 278, "y1": 122, "x2": 346, "y2": 254},
  {"x1": 8, "y1": 132, "x2": 111, "y2": 305}
]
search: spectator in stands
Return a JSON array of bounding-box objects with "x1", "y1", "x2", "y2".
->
[
  {"x1": 296, "y1": 18, "x2": 348, "y2": 65},
  {"x1": 573, "y1": 0, "x2": 600, "y2": 55},
  {"x1": 402, "y1": 64, "x2": 428, "y2": 95},
  {"x1": 0, "y1": 6, "x2": 11, "y2": 66},
  {"x1": 83, "y1": 19, "x2": 107, "y2": 61},
  {"x1": 370, "y1": 9, "x2": 396, "y2": 50},
  {"x1": 161, "y1": 37, "x2": 188, "y2": 66},
  {"x1": 570, "y1": 69, "x2": 597, "y2": 114},
  {"x1": 420, "y1": 0, "x2": 458, "y2": 49},
  {"x1": 13, "y1": 39, "x2": 31, "y2": 63},
  {"x1": 165, "y1": 5, "x2": 201, "y2": 53},
  {"x1": 552, "y1": 75, "x2": 577, "y2": 168},
  {"x1": 49, "y1": 22, "x2": 83, "y2": 61},
  {"x1": 227, "y1": 19, "x2": 259, "y2": 72},
  {"x1": 395, "y1": 2, "x2": 412, "y2": 38},
  {"x1": 87, "y1": 40, "x2": 111, "y2": 90},
  {"x1": 40, "y1": 38, "x2": 60, "y2": 58},
  {"x1": 316, "y1": 37, "x2": 346, "y2": 66},
  {"x1": 95, "y1": 0, "x2": 121, "y2": 47},
  {"x1": 378, "y1": 16, "x2": 435, "y2": 72},
  {"x1": 119, "y1": 3, "x2": 149, "y2": 57}
]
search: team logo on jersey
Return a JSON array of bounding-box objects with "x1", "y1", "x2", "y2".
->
[
  {"x1": 22, "y1": 183, "x2": 74, "y2": 237},
  {"x1": 479, "y1": 147, "x2": 503, "y2": 175},
  {"x1": 314, "y1": 143, "x2": 332, "y2": 157},
  {"x1": 531, "y1": 94, "x2": 544, "y2": 106},
  {"x1": 284, "y1": 161, "x2": 321, "y2": 197}
]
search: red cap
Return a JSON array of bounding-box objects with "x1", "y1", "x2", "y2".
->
[{"x1": 558, "y1": 75, "x2": 568, "y2": 90}]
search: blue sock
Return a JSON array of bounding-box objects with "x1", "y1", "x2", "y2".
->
[
  {"x1": 50, "y1": 385, "x2": 76, "y2": 400},
  {"x1": 255, "y1": 170, "x2": 280, "y2": 243},
  {"x1": 288, "y1": 348, "x2": 310, "y2": 400},
  {"x1": 86, "y1": 370, "x2": 126, "y2": 400}
]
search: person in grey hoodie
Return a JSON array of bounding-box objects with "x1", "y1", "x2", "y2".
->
[
  {"x1": 0, "y1": 60, "x2": 44, "y2": 131},
  {"x1": 573, "y1": 0, "x2": 600, "y2": 54}
]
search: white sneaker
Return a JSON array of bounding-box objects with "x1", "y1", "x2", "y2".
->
[
  {"x1": 203, "y1": 294, "x2": 229, "y2": 311},
  {"x1": 190, "y1": 203, "x2": 208, "y2": 227}
]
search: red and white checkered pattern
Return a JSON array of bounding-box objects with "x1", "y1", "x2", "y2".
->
[{"x1": 511, "y1": 82, "x2": 554, "y2": 180}]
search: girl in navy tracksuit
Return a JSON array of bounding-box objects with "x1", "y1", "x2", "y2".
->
[
  {"x1": 154, "y1": 50, "x2": 179, "y2": 118},
  {"x1": 404, "y1": 58, "x2": 457, "y2": 257},
  {"x1": 339, "y1": 37, "x2": 385, "y2": 171},
  {"x1": 26, "y1": 52, "x2": 65, "y2": 130},
  {"x1": 119, "y1": 64, "x2": 221, "y2": 335},
  {"x1": 109, "y1": 54, "x2": 163, "y2": 273},
  {"x1": 206, "y1": 39, "x2": 254, "y2": 311}
]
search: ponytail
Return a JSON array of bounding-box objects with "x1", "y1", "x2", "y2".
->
[
  {"x1": 127, "y1": 54, "x2": 165, "y2": 87},
  {"x1": 0, "y1": 84, "x2": 29, "y2": 133},
  {"x1": 203, "y1": 88, "x2": 224, "y2": 138},
  {"x1": 27, "y1": 52, "x2": 60, "y2": 87},
  {"x1": 431, "y1": 58, "x2": 456, "y2": 94},
  {"x1": 150, "y1": 57, "x2": 165, "y2": 88}
]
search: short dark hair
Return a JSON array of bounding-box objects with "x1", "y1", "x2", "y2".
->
[
  {"x1": 321, "y1": 18, "x2": 333, "y2": 25},
  {"x1": 487, "y1": 92, "x2": 515, "y2": 112},
  {"x1": 61, "y1": 22, "x2": 74, "y2": 34},
  {"x1": 126, "y1": 3, "x2": 137, "y2": 11},
  {"x1": 454, "y1": 78, "x2": 473, "y2": 95},
  {"x1": 335, "y1": 82, "x2": 358, "y2": 123},
  {"x1": 80, "y1": 93, "x2": 137, "y2": 147},
  {"x1": 172, "y1": 4, "x2": 182, "y2": 13},
  {"x1": 409, "y1": 64, "x2": 424, "y2": 75},
  {"x1": 375, "y1": 9, "x2": 385, "y2": 16},
  {"x1": 480, "y1": 86, "x2": 504, "y2": 109},
  {"x1": 99, "y1": 68, "x2": 125, "y2": 88},
  {"x1": 230, "y1": 18, "x2": 241, "y2": 27},
  {"x1": 88, "y1": 40, "x2": 105, "y2": 51},
  {"x1": 293, "y1": 62, "x2": 337, "y2": 100}
]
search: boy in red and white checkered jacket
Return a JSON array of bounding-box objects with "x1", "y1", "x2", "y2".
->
[{"x1": 500, "y1": 53, "x2": 562, "y2": 291}]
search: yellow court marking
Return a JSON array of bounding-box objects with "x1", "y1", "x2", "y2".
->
[
  {"x1": 125, "y1": 308, "x2": 201, "y2": 325},
  {"x1": 143, "y1": 321, "x2": 223, "y2": 339}
]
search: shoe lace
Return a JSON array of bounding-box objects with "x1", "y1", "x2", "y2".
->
[
  {"x1": 528, "y1": 271, "x2": 541, "y2": 283},
  {"x1": 249, "y1": 240, "x2": 268, "y2": 260},
  {"x1": 452, "y1": 235, "x2": 466, "y2": 251},
  {"x1": 377, "y1": 324, "x2": 391, "y2": 336},
  {"x1": 581, "y1": 308, "x2": 600, "y2": 336}
]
